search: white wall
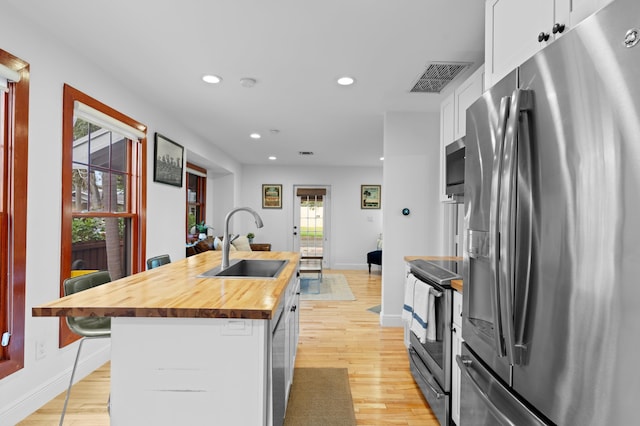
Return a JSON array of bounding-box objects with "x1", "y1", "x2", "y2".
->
[
  {"x1": 380, "y1": 112, "x2": 443, "y2": 327},
  {"x1": 239, "y1": 165, "x2": 382, "y2": 269},
  {"x1": 0, "y1": 10, "x2": 241, "y2": 424}
]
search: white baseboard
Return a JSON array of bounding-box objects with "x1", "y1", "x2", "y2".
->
[
  {"x1": 380, "y1": 313, "x2": 403, "y2": 327},
  {"x1": 1, "y1": 345, "x2": 110, "y2": 425}
]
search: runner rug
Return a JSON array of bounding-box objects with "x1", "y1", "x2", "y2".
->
[{"x1": 284, "y1": 367, "x2": 356, "y2": 426}]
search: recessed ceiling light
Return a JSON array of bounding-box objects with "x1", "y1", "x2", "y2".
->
[
  {"x1": 380, "y1": 157, "x2": 384, "y2": 161},
  {"x1": 337, "y1": 76, "x2": 355, "y2": 86},
  {"x1": 202, "y1": 74, "x2": 222, "y2": 84},
  {"x1": 250, "y1": 133, "x2": 261, "y2": 139},
  {"x1": 240, "y1": 78, "x2": 257, "y2": 88},
  {"x1": 268, "y1": 156, "x2": 277, "y2": 161}
]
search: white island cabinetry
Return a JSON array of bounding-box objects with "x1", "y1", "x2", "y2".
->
[{"x1": 109, "y1": 270, "x2": 300, "y2": 425}]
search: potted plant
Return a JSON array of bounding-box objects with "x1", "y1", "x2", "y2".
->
[
  {"x1": 247, "y1": 232, "x2": 255, "y2": 244},
  {"x1": 192, "y1": 221, "x2": 212, "y2": 240}
]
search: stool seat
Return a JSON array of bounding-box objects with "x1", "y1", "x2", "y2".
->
[{"x1": 367, "y1": 250, "x2": 382, "y2": 274}]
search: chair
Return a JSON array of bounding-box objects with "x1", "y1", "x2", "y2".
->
[
  {"x1": 367, "y1": 250, "x2": 382, "y2": 274},
  {"x1": 60, "y1": 270, "x2": 112, "y2": 425},
  {"x1": 147, "y1": 254, "x2": 171, "y2": 269}
]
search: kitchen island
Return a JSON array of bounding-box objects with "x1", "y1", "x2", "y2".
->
[{"x1": 32, "y1": 250, "x2": 301, "y2": 425}]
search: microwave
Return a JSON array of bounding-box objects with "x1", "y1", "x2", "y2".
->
[{"x1": 445, "y1": 138, "x2": 465, "y2": 196}]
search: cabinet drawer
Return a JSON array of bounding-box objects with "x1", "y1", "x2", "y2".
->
[{"x1": 453, "y1": 290, "x2": 463, "y2": 327}]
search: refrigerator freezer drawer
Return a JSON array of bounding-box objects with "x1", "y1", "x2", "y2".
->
[
  {"x1": 457, "y1": 344, "x2": 549, "y2": 426},
  {"x1": 408, "y1": 347, "x2": 449, "y2": 426}
]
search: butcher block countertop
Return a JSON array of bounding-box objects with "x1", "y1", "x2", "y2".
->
[
  {"x1": 404, "y1": 255, "x2": 463, "y2": 292},
  {"x1": 32, "y1": 251, "x2": 300, "y2": 320}
]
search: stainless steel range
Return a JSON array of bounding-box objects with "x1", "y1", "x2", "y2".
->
[{"x1": 405, "y1": 259, "x2": 461, "y2": 426}]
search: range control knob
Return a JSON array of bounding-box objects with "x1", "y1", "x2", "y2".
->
[{"x1": 552, "y1": 23, "x2": 565, "y2": 34}]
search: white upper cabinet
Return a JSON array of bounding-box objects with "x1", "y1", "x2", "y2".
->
[
  {"x1": 571, "y1": 0, "x2": 614, "y2": 25},
  {"x1": 485, "y1": 0, "x2": 615, "y2": 89},
  {"x1": 439, "y1": 92, "x2": 456, "y2": 203},
  {"x1": 485, "y1": 0, "x2": 556, "y2": 88},
  {"x1": 454, "y1": 66, "x2": 485, "y2": 141},
  {"x1": 439, "y1": 65, "x2": 484, "y2": 203}
]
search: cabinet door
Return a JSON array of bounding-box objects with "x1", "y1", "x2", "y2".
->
[
  {"x1": 485, "y1": 0, "x2": 554, "y2": 88},
  {"x1": 452, "y1": 289, "x2": 463, "y2": 328},
  {"x1": 439, "y1": 92, "x2": 455, "y2": 202},
  {"x1": 570, "y1": 0, "x2": 614, "y2": 25},
  {"x1": 454, "y1": 66, "x2": 484, "y2": 140},
  {"x1": 451, "y1": 323, "x2": 463, "y2": 425}
]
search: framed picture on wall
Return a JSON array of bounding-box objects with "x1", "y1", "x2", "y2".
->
[
  {"x1": 154, "y1": 133, "x2": 184, "y2": 187},
  {"x1": 361, "y1": 185, "x2": 381, "y2": 209},
  {"x1": 262, "y1": 184, "x2": 283, "y2": 209}
]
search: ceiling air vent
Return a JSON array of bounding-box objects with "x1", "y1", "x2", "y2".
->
[
  {"x1": 410, "y1": 62, "x2": 472, "y2": 93},
  {"x1": 299, "y1": 151, "x2": 314, "y2": 156}
]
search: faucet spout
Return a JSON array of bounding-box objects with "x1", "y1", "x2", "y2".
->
[{"x1": 221, "y1": 207, "x2": 264, "y2": 269}]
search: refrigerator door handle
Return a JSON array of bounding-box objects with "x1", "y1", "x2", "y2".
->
[
  {"x1": 489, "y1": 95, "x2": 511, "y2": 358},
  {"x1": 501, "y1": 89, "x2": 535, "y2": 366},
  {"x1": 456, "y1": 355, "x2": 516, "y2": 426},
  {"x1": 512, "y1": 89, "x2": 535, "y2": 364}
]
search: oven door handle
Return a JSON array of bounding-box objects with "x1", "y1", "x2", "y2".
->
[{"x1": 409, "y1": 348, "x2": 445, "y2": 399}]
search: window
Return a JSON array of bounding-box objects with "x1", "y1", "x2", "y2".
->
[
  {"x1": 0, "y1": 50, "x2": 28, "y2": 379},
  {"x1": 186, "y1": 162, "x2": 207, "y2": 239},
  {"x1": 60, "y1": 84, "x2": 146, "y2": 346}
]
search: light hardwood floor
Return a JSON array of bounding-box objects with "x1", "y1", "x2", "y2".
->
[{"x1": 19, "y1": 269, "x2": 437, "y2": 425}]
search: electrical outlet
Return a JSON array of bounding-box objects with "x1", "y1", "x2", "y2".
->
[{"x1": 35, "y1": 340, "x2": 46, "y2": 360}]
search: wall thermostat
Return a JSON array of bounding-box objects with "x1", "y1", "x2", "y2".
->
[{"x1": 402, "y1": 208, "x2": 410, "y2": 216}]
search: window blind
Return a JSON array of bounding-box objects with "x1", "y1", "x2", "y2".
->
[
  {"x1": 74, "y1": 101, "x2": 145, "y2": 140},
  {"x1": 0, "y1": 63, "x2": 20, "y2": 93}
]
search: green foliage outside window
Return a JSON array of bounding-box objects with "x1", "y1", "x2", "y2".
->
[{"x1": 72, "y1": 217, "x2": 125, "y2": 243}]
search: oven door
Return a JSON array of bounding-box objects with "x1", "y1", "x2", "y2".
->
[
  {"x1": 408, "y1": 281, "x2": 452, "y2": 392},
  {"x1": 409, "y1": 347, "x2": 450, "y2": 425}
]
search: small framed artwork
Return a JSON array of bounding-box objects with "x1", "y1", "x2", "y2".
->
[
  {"x1": 361, "y1": 185, "x2": 381, "y2": 209},
  {"x1": 154, "y1": 133, "x2": 184, "y2": 187},
  {"x1": 262, "y1": 184, "x2": 283, "y2": 209}
]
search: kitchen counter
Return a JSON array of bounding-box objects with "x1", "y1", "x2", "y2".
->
[
  {"x1": 33, "y1": 250, "x2": 301, "y2": 425},
  {"x1": 404, "y1": 255, "x2": 463, "y2": 292},
  {"x1": 32, "y1": 250, "x2": 300, "y2": 320}
]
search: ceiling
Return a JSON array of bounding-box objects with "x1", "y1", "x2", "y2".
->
[{"x1": 8, "y1": 0, "x2": 485, "y2": 168}]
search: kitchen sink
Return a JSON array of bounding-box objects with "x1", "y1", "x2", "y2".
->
[{"x1": 198, "y1": 259, "x2": 288, "y2": 279}]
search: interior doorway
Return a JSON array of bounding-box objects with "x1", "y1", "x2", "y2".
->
[{"x1": 293, "y1": 186, "x2": 330, "y2": 268}]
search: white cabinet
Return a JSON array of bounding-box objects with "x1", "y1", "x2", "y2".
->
[
  {"x1": 454, "y1": 66, "x2": 485, "y2": 141},
  {"x1": 439, "y1": 66, "x2": 484, "y2": 203},
  {"x1": 571, "y1": 0, "x2": 614, "y2": 24},
  {"x1": 451, "y1": 289, "x2": 464, "y2": 426},
  {"x1": 284, "y1": 276, "x2": 300, "y2": 402},
  {"x1": 485, "y1": 0, "x2": 615, "y2": 89},
  {"x1": 439, "y1": 92, "x2": 456, "y2": 202},
  {"x1": 485, "y1": 0, "x2": 557, "y2": 88}
]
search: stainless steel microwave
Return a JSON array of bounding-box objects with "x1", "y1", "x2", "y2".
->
[{"x1": 445, "y1": 138, "x2": 465, "y2": 196}]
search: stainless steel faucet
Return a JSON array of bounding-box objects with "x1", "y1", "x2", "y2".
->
[{"x1": 221, "y1": 207, "x2": 264, "y2": 269}]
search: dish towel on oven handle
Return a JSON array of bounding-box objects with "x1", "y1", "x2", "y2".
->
[
  {"x1": 403, "y1": 273, "x2": 418, "y2": 324},
  {"x1": 407, "y1": 277, "x2": 443, "y2": 344},
  {"x1": 426, "y1": 286, "x2": 442, "y2": 341}
]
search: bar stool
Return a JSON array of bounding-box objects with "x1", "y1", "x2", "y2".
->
[
  {"x1": 146, "y1": 254, "x2": 171, "y2": 269},
  {"x1": 60, "y1": 271, "x2": 112, "y2": 425}
]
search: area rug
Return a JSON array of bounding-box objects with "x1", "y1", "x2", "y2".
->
[
  {"x1": 300, "y1": 274, "x2": 356, "y2": 301},
  {"x1": 284, "y1": 368, "x2": 356, "y2": 426},
  {"x1": 367, "y1": 304, "x2": 381, "y2": 314}
]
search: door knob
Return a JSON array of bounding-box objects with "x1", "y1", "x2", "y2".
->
[{"x1": 538, "y1": 32, "x2": 550, "y2": 42}]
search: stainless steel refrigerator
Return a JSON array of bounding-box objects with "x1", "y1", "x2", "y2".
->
[{"x1": 459, "y1": 0, "x2": 640, "y2": 424}]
